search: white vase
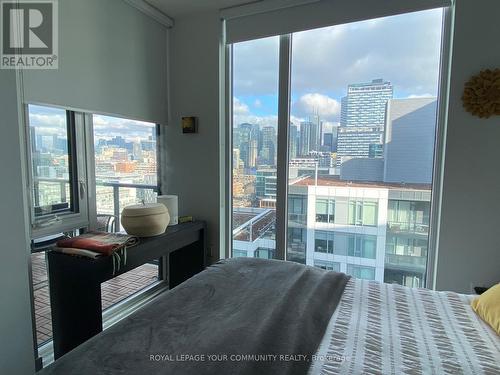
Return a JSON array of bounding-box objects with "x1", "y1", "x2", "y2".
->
[{"x1": 157, "y1": 195, "x2": 178, "y2": 225}]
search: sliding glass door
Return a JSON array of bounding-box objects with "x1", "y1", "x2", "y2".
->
[{"x1": 229, "y1": 8, "x2": 448, "y2": 288}]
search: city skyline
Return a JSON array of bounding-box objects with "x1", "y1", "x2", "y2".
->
[{"x1": 233, "y1": 8, "x2": 443, "y2": 130}]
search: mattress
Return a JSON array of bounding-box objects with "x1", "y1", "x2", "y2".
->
[{"x1": 310, "y1": 278, "x2": 500, "y2": 375}]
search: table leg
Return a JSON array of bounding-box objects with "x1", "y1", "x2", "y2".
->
[
  {"x1": 168, "y1": 229, "x2": 206, "y2": 289},
  {"x1": 48, "y1": 253, "x2": 103, "y2": 359}
]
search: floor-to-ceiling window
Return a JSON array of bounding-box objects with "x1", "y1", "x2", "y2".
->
[
  {"x1": 231, "y1": 36, "x2": 279, "y2": 259},
  {"x1": 229, "y1": 7, "x2": 448, "y2": 288}
]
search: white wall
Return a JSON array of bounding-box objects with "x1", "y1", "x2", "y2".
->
[
  {"x1": 0, "y1": 2, "x2": 169, "y2": 372},
  {"x1": 167, "y1": 1, "x2": 500, "y2": 291},
  {"x1": 435, "y1": 0, "x2": 500, "y2": 293},
  {"x1": 164, "y1": 11, "x2": 221, "y2": 259},
  {"x1": 0, "y1": 71, "x2": 36, "y2": 374}
]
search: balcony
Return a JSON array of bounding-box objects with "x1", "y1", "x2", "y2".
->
[
  {"x1": 387, "y1": 221, "x2": 429, "y2": 235},
  {"x1": 384, "y1": 253, "x2": 427, "y2": 272},
  {"x1": 288, "y1": 213, "x2": 307, "y2": 226},
  {"x1": 31, "y1": 181, "x2": 159, "y2": 348},
  {"x1": 95, "y1": 181, "x2": 158, "y2": 231}
]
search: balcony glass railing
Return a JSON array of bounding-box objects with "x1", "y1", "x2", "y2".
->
[
  {"x1": 288, "y1": 213, "x2": 307, "y2": 226},
  {"x1": 387, "y1": 221, "x2": 429, "y2": 234},
  {"x1": 95, "y1": 181, "x2": 159, "y2": 231},
  {"x1": 385, "y1": 253, "x2": 427, "y2": 270}
]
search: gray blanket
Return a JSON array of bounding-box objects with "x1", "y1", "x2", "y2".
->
[{"x1": 40, "y1": 258, "x2": 350, "y2": 375}]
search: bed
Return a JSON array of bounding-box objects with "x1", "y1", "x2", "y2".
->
[{"x1": 39, "y1": 258, "x2": 500, "y2": 375}]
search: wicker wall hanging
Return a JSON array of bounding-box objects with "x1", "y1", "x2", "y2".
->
[{"x1": 462, "y1": 68, "x2": 500, "y2": 118}]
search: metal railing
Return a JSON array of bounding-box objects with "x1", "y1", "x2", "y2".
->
[
  {"x1": 33, "y1": 178, "x2": 159, "y2": 231},
  {"x1": 96, "y1": 181, "x2": 159, "y2": 231},
  {"x1": 385, "y1": 253, "x2": 427, "y2": 270}
]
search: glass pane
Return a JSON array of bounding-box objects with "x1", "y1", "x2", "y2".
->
[
  {"x1": 362, "y1": 201, "x2": 377, "y2": 226},
  {"x1": 316, "y1": 198, "x2": 328, "y2": 222},
  {"x1": 92, "y1": 114, "x2": 158, "y2": 231},
  {"x1": 363, "y1": 237, "x2": 377, "y2": 259},
  {"x1": 315, "y1": 237, "x2": 328, "y2": 253},
  {"x1": 328, "y1": 201, "x2": 335, "y2": 223},
  {"x1": 90, "y1": 114, "x2": 160, "y2": 314},
  {"x1": 231, "y1": 36, "x2": 279, "y2": 258},
  {"x1": 286, "y1": 8, "x2": 444, "y2": 287},
  {"x1": 28, "y1": 104, "x2": 75, "y2": 217}
]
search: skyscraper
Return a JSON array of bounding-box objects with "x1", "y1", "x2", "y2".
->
[
  {"x1": 337, "y1": 79, "x2": 393, "y2": 167},
  {"x1": 289, "y1": 124, "x2": 298, "y2": 159},
  {"x1": 248, "y1": 139, "x2": 258, "y2": 168},
  {"x1": 323, "y1": 133, "x2": 334, "y2": 151},
  {"x1": 236, "y1": 123, "x2": 259, "y2": 168},
  {"x1": 308, "y1": 114, "x2": 321, "y2": 152},
  {"x1": 261, "y1": 126, "x2": 276, "y2": 165},
  {"x1": 299, "y1": 121, "x2": 311, "y2": 157},
  {"x1": 342, "y1": 79, "x2": 393, "y2": 127}
]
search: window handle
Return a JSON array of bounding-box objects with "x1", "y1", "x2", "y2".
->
[{"x1": 79, "y1": 180, "x2": 86, "y2": 200}]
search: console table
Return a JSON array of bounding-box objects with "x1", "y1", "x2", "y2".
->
[{"x1": 47, "y1": 221, "x2": 206, "y2": 359}]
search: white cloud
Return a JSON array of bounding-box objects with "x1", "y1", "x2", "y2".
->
[
  {"x1": 293, "y1": 93, "x2": 341, "y2": 122},
  {"x1": 29, "y1": 113, "x2": 66, "y2": 128},
  {"x1": 92, "y1": 115, "x2": 109, "y2": 126},
  {"x1": 233, "y1": 8, "x2": 443, "y2": 98},
  {"x1": 233, "y1": 97, "x2": 250, "y2": 115},
  {"x1": 254, "y1": 99, "x2": 262, "y2": 108},
  {"x1": 320, "y1": 121, "x2": 340, "y2": 133},
  {"x1": 234, "y1": 113, "x2": 278, "y2": 129}
]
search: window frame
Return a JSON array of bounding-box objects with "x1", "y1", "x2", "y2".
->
[
  {"x1": 25, "y1": 105, "x2": 163, "y2": 240},
  {"x1": 316, "y1": 197, "x2": 335, "y2": 223},
  {"x1": 224, "y1": 6, "x2": 454, "y2": 289},
  {"x1": 25, "y1": 104, "x2": 89, "y2": 239}
]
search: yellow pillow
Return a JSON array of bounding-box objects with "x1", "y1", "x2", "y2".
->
[{"x1": 471, "y1": 283, "x2": 500, "y2": 335}]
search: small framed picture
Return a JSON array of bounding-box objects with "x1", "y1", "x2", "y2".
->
[{"x1": 182, "y1": 116, "x2": 197, "y2": 133}]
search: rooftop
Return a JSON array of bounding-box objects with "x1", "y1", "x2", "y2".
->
[
  {"x1": 233, "y1": 209, "x2": 276, "y2": 242},
  {"x1": 291, "y1": 176, "x2": 431, "y2": 190},
  {"x1": 232, "y1": 211, "x2": 260, "y2": 230}
]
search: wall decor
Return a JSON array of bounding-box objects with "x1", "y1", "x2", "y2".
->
[
  {"x1": 182, "y1": 116, "x2": 197, "y2": 133},
  {"x1": 462, "y1": 68, "x2": 500, "y2": 118}
]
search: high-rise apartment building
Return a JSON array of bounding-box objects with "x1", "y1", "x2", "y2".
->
[
  {"x1": 299, "y1": 121, "x2": 311, "y2": 156},
  {"x1": 261, "y1": 126, "x2": 276, "y2": 165},
  {"x1": 256, "y1": 168, "x2": 277, "y2": 199},
  {"x1": 337, "y1": 79, "x2": 393, "y2": 166},
  {"x1": 289, "y1": 177, "x2": 430, "y2": 286},
  {"x1": 308, "y1": 115, "x2": 322, "y2": 153},
  {"x1": 235, "y1": 123, "x2": 259, "y2": 168},
  {"x1": 341, "y1": 79, "x2": 393, "y2": 127},
  {"x1": 234, "y1": 176, "x2": 431, "y2": 288}
]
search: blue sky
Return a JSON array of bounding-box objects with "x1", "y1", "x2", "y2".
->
[{"x1": 232, "y1": 8, "x2": 444, "y2": 128}]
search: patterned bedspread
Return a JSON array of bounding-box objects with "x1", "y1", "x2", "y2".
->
[{"x1": 309, "y1": 278, "x2": 500, "y2": 375}]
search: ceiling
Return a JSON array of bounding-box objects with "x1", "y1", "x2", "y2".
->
[{"x1": 145, "y1": 0, "x2": 262, "y2": 18}]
